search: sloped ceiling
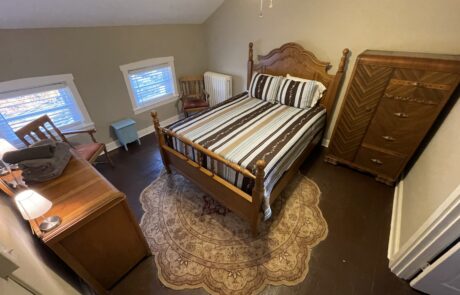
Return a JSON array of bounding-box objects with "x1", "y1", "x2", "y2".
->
[{"x1": 0, "y1": 0, "x2": 224, "y2": 29}]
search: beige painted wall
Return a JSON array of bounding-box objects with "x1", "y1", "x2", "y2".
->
[
  {"x1": 399, "y1": 97, "x2": 460, "y2": 246},
  {"x1": 0, "y1": 25, "x2": 207, "y2": 143},
  {"x1": 0, "y1": 196, "x2": 81, "y2": 294},
  {"x1": 204, "y1": 0, "x2": 460, "y2": 139}
]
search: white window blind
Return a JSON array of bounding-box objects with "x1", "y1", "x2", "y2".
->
[
  {"x1": 120, "y1": 56, "x2": 178, "y2": 114},
  {"x1": 128, "y1": 64, "x2": 175, "y2": 107},
  {"x1": 0, "y1": 80, "x2": 88, "y2": 147}
]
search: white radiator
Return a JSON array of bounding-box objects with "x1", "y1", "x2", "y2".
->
[{"x1": 204, "y1": 71, "x2": 233, "y2": 106}]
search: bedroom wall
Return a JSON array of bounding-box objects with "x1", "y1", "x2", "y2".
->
[
  {"x1": 398, "y1": 96, "x2": 460, "y2": 247},
  {"x1": 204, "y1": 0, "x2": 460, "y2": 140},
  {"x1": 0, "y1": 25, "x2": 207, "y2": 144}
]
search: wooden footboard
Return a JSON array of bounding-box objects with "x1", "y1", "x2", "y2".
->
[{"x1": 151, "y1": 111, "x2": 265, "y2": 235}]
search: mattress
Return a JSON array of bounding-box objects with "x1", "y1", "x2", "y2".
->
[{"x1": 166, "y1": 92, "x2": 326, "y2": 219}]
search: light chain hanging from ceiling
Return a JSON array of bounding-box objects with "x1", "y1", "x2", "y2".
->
[{"x1": 259, "y1": 0, "x2": 273, "y2": 18}]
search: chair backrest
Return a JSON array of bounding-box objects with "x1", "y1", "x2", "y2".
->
[
  {"x1": 15, "y1": 115, "x2": 68, "y2": 146},
  {"x1": 179, "y1": 75, "x2": 206, "y2": 98}
]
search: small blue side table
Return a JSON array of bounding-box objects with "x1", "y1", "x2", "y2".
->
[{"x1": 111, "y1": 119, "x2": 141, "y2": 151}]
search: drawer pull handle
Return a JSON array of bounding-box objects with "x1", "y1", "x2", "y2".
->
[
  {"x1": 365, "y1": 106, "x2": 373, "y2": 112},
  {"x1": 385, "y1": 94, "x2": 412, "y2": 101},
  {"x1": 411, "y1": 81, "x2": 420, "y2": 87},
  {"x1": 382, "y1": 135, "x2": 396, "y2": 141},
  {"x1": 394, "y1": 112, "x2": 409, "y2": 118},
  {"x1": 371, "y1": 158, "x2": 383, "y2": 165}
]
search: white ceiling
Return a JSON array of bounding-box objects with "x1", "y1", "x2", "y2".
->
[{"x1": 0, "y1": 0, "x2": 224, "y2": 29}]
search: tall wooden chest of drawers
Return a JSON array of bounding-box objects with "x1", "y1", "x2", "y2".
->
[{"x1": 325, "y1": 50, "x2": 460, "y2": 185}]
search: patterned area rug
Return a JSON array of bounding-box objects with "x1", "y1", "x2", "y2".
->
[{"x1": 140, "y1": 171, "x2": 328, "y2": 295}]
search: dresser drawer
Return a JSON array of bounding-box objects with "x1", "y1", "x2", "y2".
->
[
  {"x1": 392, "y1": 68, "x2": 458, "y2": 85},
  {"x1": 384, "y1": 85, "x2": 449, "y2": 105},
  {"x1": 384, "y1": 69, "x2": 457, "y2": 105},
  {"x1": 362, "y1": 98, "x2": 439, "y2": 154},
  {"x1": 354, "y1": 146, "x2": 405, "y2": 178}
]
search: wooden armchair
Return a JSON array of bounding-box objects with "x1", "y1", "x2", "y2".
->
[
  {"x1": 179, "y1": 75, "x2": 210, "y2": 117},
  {"x1": 15, "y1": 115, "x2": 113, "y2": 166}
]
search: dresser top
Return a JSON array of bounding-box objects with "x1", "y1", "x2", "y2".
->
[
  {"x1": 359, "y1": 50, "x2": 460, "y2": 72},
  {"x1": 31, "y1": 153, "x2": 123, "y2": 242},
  {"x1": 362, "y1": 50, "x2": 460, "y2": 61}
]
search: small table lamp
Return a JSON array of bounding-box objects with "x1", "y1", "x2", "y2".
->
[
  {"x1": 14, "y1": 190, "x2": 61, "y2": 232},
  {"x1": 0, "y1": 138, "x2": 16, "y2": 156}
]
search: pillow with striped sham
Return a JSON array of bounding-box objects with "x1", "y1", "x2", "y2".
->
[
  {"x1": 276, "y1": 78, "x2": 319, "y2": 109},
  {"x1": 248, "y1": 73, "x2": 283, "y2": 103},
  {"x1": 286, "y1": 74, "x2": 327, "y2": 107}
]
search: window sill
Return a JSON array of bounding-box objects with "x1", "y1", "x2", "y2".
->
[{"x1": 133, "y1": 95, "x2": 178, "y2": 115}]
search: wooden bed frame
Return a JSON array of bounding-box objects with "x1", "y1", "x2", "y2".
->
[{"x1": 151, "y1": 42, "x2": 349, "y2": 235}]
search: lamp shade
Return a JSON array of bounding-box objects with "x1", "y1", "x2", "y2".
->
[
  {"x1": 0, "y1": 138, "x2": 16, "y2": 159},
  {"x1": 14, "y1": 190, "x2": 52, "y2": 220}
]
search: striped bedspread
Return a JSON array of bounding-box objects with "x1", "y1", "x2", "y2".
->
[{"x1": 166, "y1": 92, "x2": 326, "y2": 219}]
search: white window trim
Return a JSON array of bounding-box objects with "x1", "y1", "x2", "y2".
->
[
  {"x1": 0, "y1": 74, "x2": 94, "y2": 130},
  {"x1": 120, "y1": 56, "x2": 179, "y2": 115}
]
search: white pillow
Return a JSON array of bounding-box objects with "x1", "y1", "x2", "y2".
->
[{"x1": 286, "y1": 74, "x2": 326, "y2": 107}]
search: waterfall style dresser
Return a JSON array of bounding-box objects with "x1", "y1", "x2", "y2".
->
[{"x1": 325, "y1": 50, "x2": 460, "y2": 185}]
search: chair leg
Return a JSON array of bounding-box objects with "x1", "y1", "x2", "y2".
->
[{"x1": 103, "y1": 144, "x2": 114, "y2": 167}]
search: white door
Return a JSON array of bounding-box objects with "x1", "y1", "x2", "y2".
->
[{"x1": 411, "y1": 241, "x2": 460, "y2": 294}]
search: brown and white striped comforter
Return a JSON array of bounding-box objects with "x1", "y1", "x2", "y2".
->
[{"x1": 166, "y1": 92, "x2": 326, "y2": 219}]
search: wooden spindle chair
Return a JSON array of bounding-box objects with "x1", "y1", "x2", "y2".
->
[
  {"x1": 179, "y1": 75, "x2": 210, "y2": 117},
  {"x1": 15, "y1": 115, "x2": 113, "y2": 166}
]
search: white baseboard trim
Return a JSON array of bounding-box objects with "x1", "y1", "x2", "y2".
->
[
  {"x1": 389, "y1": 184, "x2": 460, "y2": 279},
  {"x1": 388, "y1": 179, "x2": 404, "y2": 260},
  {"x1": 321, "y1": 138, "x2": 330, "y2": 148},
  {"x1": 105, "y1": 114, "x2": 181, "y2": 152}
]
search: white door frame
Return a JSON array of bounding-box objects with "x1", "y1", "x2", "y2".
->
[{"x1": 388, "y1": 184, "x2": 460, "y2": 279}]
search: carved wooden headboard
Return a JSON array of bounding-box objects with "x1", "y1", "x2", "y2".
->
[{"x1": 247, "y1": 42, "x2": 349, "y2": 121}]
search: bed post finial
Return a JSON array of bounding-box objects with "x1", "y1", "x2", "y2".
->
[
  {"x1": 150, "y1": 111, "x2": 171, "y2": 173},
  {"x1": 338, "y1": 48, "x2": 350, "y2": 72},
  {"x1": 247, "y1": 42, "x2": 254, "y2": 90},
  {"x1": 251, "y1": 159, "x2": 266, "y2": 236},
  {"x1": 254, "y1": 160, "x2": 266, "y2": 190},
  {"x1": 151, "y1": 111, "x2": 160, "y2": 129}
]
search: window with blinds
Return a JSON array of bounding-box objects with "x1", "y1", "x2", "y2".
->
[
  {"x1": 0, "y1": 74, "x2": 93, "y2": 147},
  {"x1": 120, "y1": 56, "x2": 178, "y2": 114},
  {"x1": 128, "y1": 65, "x2": 174, "y2": 106}
]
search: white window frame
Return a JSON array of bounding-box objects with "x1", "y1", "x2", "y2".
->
[
  {"x1": 0, "y1": 74, "x2": 94, "y2": 131},
  {"x1": 120, "y1": 56, "x2": 179, "y2": 115}
]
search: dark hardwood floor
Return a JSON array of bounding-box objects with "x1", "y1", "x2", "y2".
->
[{"x1": 96, "y1": 134, "x2": 421, "y2": 295}]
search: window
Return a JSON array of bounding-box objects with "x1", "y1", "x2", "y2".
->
[
  {"x1": 120, "y1": 56, "x2": 178, "y2": 114},
  {"x1": 0, "y1": 74, "x2": 93, "y2": 147}
]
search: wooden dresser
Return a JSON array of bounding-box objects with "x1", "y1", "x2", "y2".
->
[
  {"x1": 17, "y1": 154, "x2": 150, "y2": 294},
  {"x1": 325, "y1": 50, "x2": 460, "y2": 185}
]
